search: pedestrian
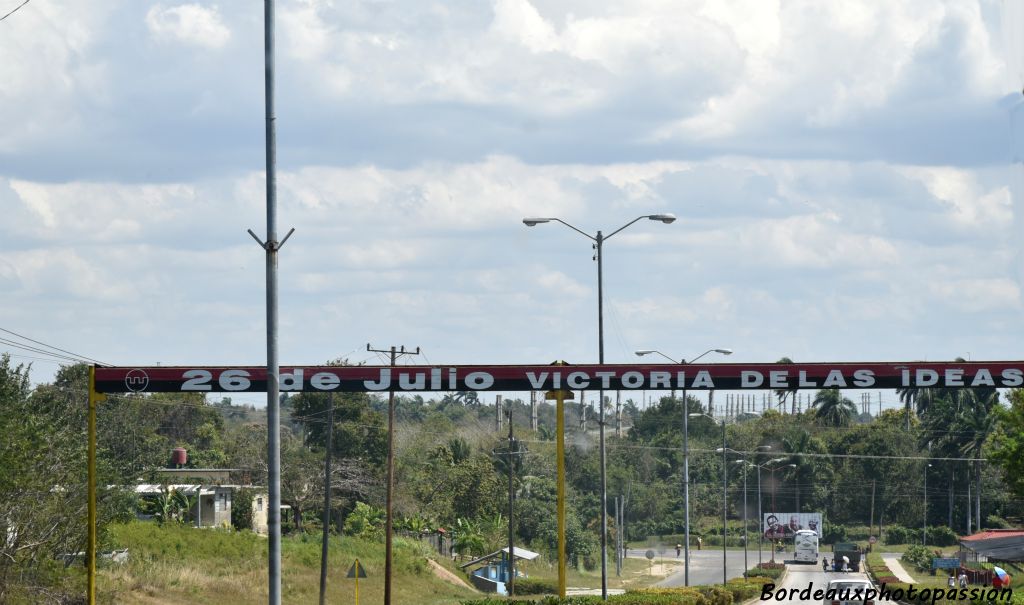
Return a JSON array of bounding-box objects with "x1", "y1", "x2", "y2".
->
[
  {"x1": 948, "y1": 574, "x2": 956, "y2": 588},
  {"x1": 822, "y1": 557, "x2": 829, "y2": 572},
  {"x1": 676, "y1": 543, "x2": 682, "y2": 557},
  {"x1": 697, "y1": 537, "x2": 703, "y2": 551},
  {"x1": 959, "y1": 572, "x2": 968, "y2": 588}
]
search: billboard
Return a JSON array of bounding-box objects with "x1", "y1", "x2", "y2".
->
[
  {"x1": 93, "y1": 361, "x2": 1024, "y2": 393},
  {"x1": 763, "y1": 512, "x2": 822, "y2": 539}
]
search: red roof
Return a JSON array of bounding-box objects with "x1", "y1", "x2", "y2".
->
[{"x1": 961, "y1": 530, "x2": 1024, "y2": 542}]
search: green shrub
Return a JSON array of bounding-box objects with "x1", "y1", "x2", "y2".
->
[
  {"x1": 748, "y1": 565, "x2": 784, "y2": 579},
  {"x1": 884, "y1": 525, "x2": 913, "y2": 544},
  {"x1": 902, "y1": 544, "x2": 933, "y2": 572},
  {"x1": 514, "y1": 578, "x2": 557, "y2": 595},
  {"x1": 823, "y1": 525, "x2": 848, "y2": 543},
  {"x1": 926, "y1": 525, "x2": 959, "y2": 547},
  {"x1": 231, "y1": 487, "x2": 254, "y2": 531}
]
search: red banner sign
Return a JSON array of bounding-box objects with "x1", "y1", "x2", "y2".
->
[{"x1": 94, "y1": 362, "x2": 1024, "y2": 393}]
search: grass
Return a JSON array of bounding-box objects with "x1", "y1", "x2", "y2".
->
[
  {"x1": 98, "y1": 522, "x2": 680, "y2": 604},
  {"x1": 98, "y1": 522, "x2": 477, "y2": 605}
]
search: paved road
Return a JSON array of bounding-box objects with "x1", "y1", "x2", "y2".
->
[
  {"x1": 767, "y1": 565, "x2": 873, "y2": 604},
  {"x1": 626, "y1": 547, "x2": 778, "y2": 587}
]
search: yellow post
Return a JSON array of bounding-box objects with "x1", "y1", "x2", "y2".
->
[
  {"x1": 87, "y1": 366, "x2": 105, "y2": 605},
  {"x1": 545, "y1": 367, "x2": 572, "y2": 600},
  {"x1": 556, "y1": 389, "x2": 566, "y2": 598}
]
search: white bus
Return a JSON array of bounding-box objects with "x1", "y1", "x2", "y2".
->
[{"x1": 793, "y1": 529, "x2": 819, "y2": 563}]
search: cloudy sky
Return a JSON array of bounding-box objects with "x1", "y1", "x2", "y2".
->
[{"x1": 2, "y1": 0, "x2": 1023, "y2": 407}]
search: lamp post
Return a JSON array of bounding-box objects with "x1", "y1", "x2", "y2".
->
[
  {"x1": 635, "y1": 348, "x2": 732, "y2": 586},
  {"x1": 692, "y1": 412, "x2": 728, "y2": 586},
  {"x1": 764, "y1": 462, "x2": 796, "y2": 563},
  {"x1": 923, "y1": 462, "x2": 932, "y2": 546},
  {"x1": 524, "y1": 214, "x2": 675, "y2": 599},
  {"x1": 750, "y1": 457, "x2": 784, "y2": 567}
]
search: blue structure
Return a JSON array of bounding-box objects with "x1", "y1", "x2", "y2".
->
[{"x1": 460, "y1": 547, "x2": 540, "y2": 595}]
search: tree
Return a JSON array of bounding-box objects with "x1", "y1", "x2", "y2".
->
[
  {"x1": 774, "y1": 357, "x2": 797, "y2": 414},
  {"x1": 990, "y1": 389, "x2": 1024, "y2": 501},
  {"x1": 812, "y1": 389, "x2": 856, "y2": 427}
]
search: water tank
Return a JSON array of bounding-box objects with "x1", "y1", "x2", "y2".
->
[{"x1": 171, "y1": 447, "x2": 188, "y2": 467}]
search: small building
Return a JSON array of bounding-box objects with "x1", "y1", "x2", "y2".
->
[
  {"x1": 960, "y1": 529, "x2": 1024, "y2": 563},
  {"x1": 135, "y1": 484, "x2": 234, "y2": 528},
  {"x1": 459, "y1": 547, "x2": 539, "y2": 595}
]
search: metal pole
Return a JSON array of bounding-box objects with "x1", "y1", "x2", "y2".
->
[
  {"x1": 87, "y1": 366, "x2": 103, "y2": 605},
  {"x1": 742, "y1": 460, "x2": 748, "y2": 576},
  {"x1": 263, "y1": 1, "x2": 281, "y2": 602},
  {"x1": 770, "y1": 467, "x2": 776, "y2": 564},
  {"x1": 556, "y1": 390, "x2": 567, "y2": 598},
  {"x1": 683, "y1": 387, "x2": 690, "y2": 586},
  {"x1": 722, "y1": 420, "x2": 727, "y2": 586},
  {"x1": 385, "y1": 347, "x2": 397, "y2": 605},
  {"x1": 614, "y1": 496, "x2": 621, "y2": 576},
  {"x1": 318, "y1": 393, "x2": 333, "y2": 605},
  {"x1": 596, "y1": 230, "x2": 608, "y2": 600},
  {"x1": 757, "y1": 465, "x2": 762, "y2": 567},
  {"x1": 923, "y1": 460, "x2": 927, "y2": 547},
  {"x1": 507, "y1": 408, "x2": 516, "y2": 596}
]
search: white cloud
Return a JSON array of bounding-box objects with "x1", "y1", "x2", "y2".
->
[{"x1": 146, "y1": 4, "x2": 231, "y2": 49}]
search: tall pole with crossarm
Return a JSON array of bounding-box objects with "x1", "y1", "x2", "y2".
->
[
  {"x1": 524, "y1": 214, "x2": 675, "y2": 599},
  {"x1": 635, "y1": 348, "x2": 731, "y2": 585}
]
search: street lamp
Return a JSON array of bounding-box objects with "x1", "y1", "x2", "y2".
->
[
  {"x1": 525, "y1": 213, "x2": 675, "y2": 599},
  {"x1": 745, "y1": 455, "x2": 781, "y2": 568},
  {"x1": 763, "y1": 461, "x2": 797, "y2": 563},
  {"x1": 635, "y1": 347, "x2": 731, "y2": 586},
  {"x1": 923, "y1": 462, "x2": 932, "y2": 546},
  {"x1": 692, "y1": 412, "x2": 728, "y2": 586},
  {"x1": 729, "y1": 447, "x2": 772, "y2": 577}
]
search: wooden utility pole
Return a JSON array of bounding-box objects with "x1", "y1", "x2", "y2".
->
[
  {"x1": 318, "y1": 392, "x2": 334, "y2": 605},
  {"x1": 366, "y1": 344, "x2": 420, "y2": 605},
  {"x1": 496, "y1": 394, "x2": 503, "y2": 432},
  {"x1": 869, "y1": 480, "x2": 876, "y2": 538},
  {"x1": 530, "y1": 391, "x2": 538, "y2": 431}
]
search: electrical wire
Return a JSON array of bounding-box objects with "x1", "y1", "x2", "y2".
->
[
  {"x1": 0, "y1": 326, "x2": 110, "y2": 365},
  {"x1": 0, "y1": 0, "x2": 31, "y2": 22}
]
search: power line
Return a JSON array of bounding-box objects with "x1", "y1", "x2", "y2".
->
[
  {"x1": 0, "y1": 0, "x2": 31, "y2": 22},
  {"x1": 0, "y1": 326, "x2": 110, "y2": 365}
]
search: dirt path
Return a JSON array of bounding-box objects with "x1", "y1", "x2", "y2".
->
[{"x1": 429, "y1": 559, "x2": 476, "y2": 591}]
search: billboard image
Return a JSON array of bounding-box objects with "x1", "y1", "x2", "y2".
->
[{"x1": 763, "y1": 512, "x2": 822, "y2": 539}]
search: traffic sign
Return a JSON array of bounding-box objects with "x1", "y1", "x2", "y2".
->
[{"x1": 346, "y1": 559, "x2": 368, "y2": 578}]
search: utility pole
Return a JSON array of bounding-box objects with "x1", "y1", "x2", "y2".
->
[
  {"x1": 507, "y1": 408, "x2": 516, "y2": 595},
  {"x1": 493, "y1": 408, "x2": 526, "y2": 595},
  {"x1": 496, "y1": 394, "x2": 503, "y2": 432},
  {"x1": 245, "y1": 1, "x2": 296, "y2": 598},
  {"x1": 615, "y1": 391, "x2": 622, "y2": 438},
  {"x1": 318, "y1": 393, "x2": 334, "y2": 605},
  {"x1": 367, "y1": 343, "x2": 420, "y2": 605},
  {"x1": 530, "y1": 391, "x2": 538, "y2": 431},
  {"x1": 869, "y1": 480, "x2": 876, "y2": 541}
]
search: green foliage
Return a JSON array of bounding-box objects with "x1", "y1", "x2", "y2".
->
[
  {"x1": 884, "y1": 525, "x2": 914, "y2": 544},
  {"x1": 513, "y1": 578, "x2": 557, "y2": 595},
  {"x1": 138, "y1": 486, "x2": 195, "y2": 525},
  {"x1": 343, "y1": 501, "x2": 385, "y2": 540},
  {"x1": 822, "y1": 524, "x2": 848, "y2": 543},
  {"x1": 748, "y1": 564, "x2": 785, "y2": 579},
  {"x1": 902, "y1": 544, "x2": 935, "y2": 571},
  {"x1": 927, "y1": 525, "x2": 959, "y2": 546},
  {"x1": 231, "y1": 487, "x2": 255, "y2": 531}
]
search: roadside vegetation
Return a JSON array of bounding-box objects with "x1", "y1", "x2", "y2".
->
[{"x1": 3, "y1": 354, "x2": 1024, "y2": 602}]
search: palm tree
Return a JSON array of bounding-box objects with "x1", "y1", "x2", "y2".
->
[
  {"x1": 782, "y1": 431, "x2": 815, "y2": 513},
  {"x1": 774, "y1": 357, "x2": 796, "y2": 413},
  {"x1": 955, "y1": 390, "x2": 999, "y2": 533},
  {"x1": 812, "y1": 389, "x2": 856, "y2": 427}
]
